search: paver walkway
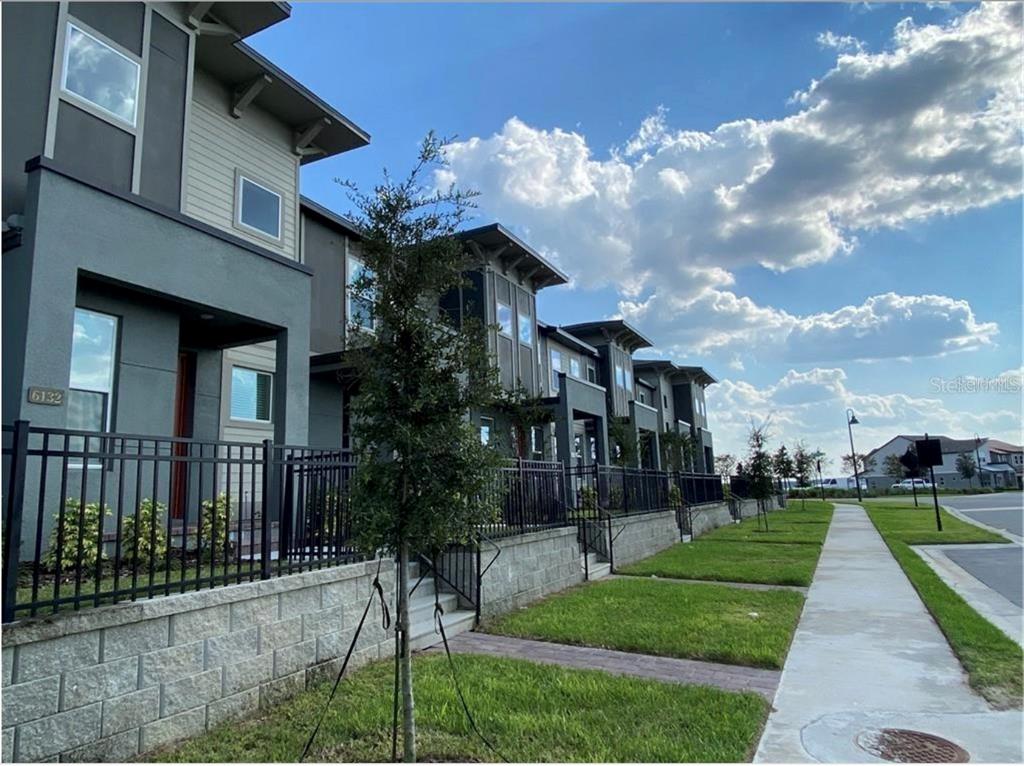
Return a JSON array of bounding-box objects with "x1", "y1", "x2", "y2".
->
[
  {"x1": 431, "y1": 631, "x2": 780, "y2": 699},
  {"x1": 755, "y1": 503, "x2": 1023, "y2": 763}
]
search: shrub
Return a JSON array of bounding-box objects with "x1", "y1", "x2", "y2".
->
[
  {"x1": 608, "y1": 486, "x2": 624, "y2": 510},
  {"x1": 578, "y1": 486, "x2": 598, "y2": 512},
  {"x1": 120, "y1": 499, "x2": 168, "y2": 571},
  {"x1": 43, "y1": 499, "x2": 110, "y2": 573},
  {"x1": 668, "y1": 484, "x2": 683, "y2": 509},
  {"x1": 199, "y1": 493, "x2": 233, "y2": 559}
]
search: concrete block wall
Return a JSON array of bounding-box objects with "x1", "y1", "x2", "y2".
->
[
  {"x1": 607, "y1": 511, "x2": 680, "y2": 568},
  {"x1": 479, "y1": 527, "x2": 584, "y2": 618},
  {"x1": 1, "y1": 560, "x2": 397, "y2": 762}
]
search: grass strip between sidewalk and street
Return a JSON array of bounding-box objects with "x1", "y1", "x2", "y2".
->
[
  {"x1": 865, "y1": 503, "x2": 1022, "y2": 710},
  {"x1": 480, "y1": 576, "x2": 804, "y2": 669},
  {"x1": 151, "y1": 654, "x2": 769, "y2": 763},
  {"x1": 617, "y1": 501, "x2": 834, "y2": 587}
]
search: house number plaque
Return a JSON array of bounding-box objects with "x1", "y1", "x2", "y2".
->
[{"x1": 27, "y1": 386, "x2": 65, "y2": 406}]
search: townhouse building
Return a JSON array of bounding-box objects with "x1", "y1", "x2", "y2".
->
[{"x1": 633, "y1": 360, "x2": 717, "y2": 473}]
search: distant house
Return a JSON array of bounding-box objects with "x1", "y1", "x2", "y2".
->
[{"x1": 862, "y1": 435, "x2": 1023, "y2": 491}]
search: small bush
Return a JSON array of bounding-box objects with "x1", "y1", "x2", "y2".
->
[
  {"x1": 120, "y1": 499, "x2": 168, "y2": 571},
  {"x1": 200, "y1": 493, "x2": 233, "y2": 559},
  {"x1": 668, "y1": 485, "x2": 683, "y2": 509},
  {"x1": 578, "y1": 486, "x2": 598, "y2": 512},
  {"x1": 43, "y1": 499, "x2": 110, "y2": 573}
]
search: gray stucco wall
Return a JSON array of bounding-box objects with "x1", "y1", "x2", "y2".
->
[
  {"x1": 5, "y1": 164, "x2": 311, "y2": 444},
  {"x1": 307, "y1": 376, "x2": 344, "y2": 449},
  {"x1": 1, "y1": 559, "x2": 396, "y2": 762}
]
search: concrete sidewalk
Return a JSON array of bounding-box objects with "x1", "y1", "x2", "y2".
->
[{"x1": 755, "y1": 504, "x2": 1022, "y2": 763}]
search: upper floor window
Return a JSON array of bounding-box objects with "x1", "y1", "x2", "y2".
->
[
  {"x1": 497, "y1": 302, "x2": 513, "y2": 337},
  {"x1": 615, "y1": 364, "x2": 625, "y2": 389},
  {"x1": 480, "y1": 417, "x2": 494, "y2": 446},
  {"x1": 639, "y1": 390, "x2": 647, "y2": 405},
  {"x1": 236, "y1": 174, "x2": 282, "y2": 241},
  {"x1": 624, "y1": 368, "x2": 633, "y2": 393},
  {"x1": 663, "y1": 394, "x2": 669, "y2": 408},
  {"x1": 570, "y1": 358, "x2": 581, "y2": 378},
  {"x1": 68, "y1": 308, "x2": 118, "y2": 435},
  {"x1": 347, "y1": 255, "x2": 375, "y2": 331},
  {"x1": 518, "y1": 312, "x2": 532, "y2": 345},
  {"x1": 550, "y1": 349, "x2": 563, "y2": 392},
  {"x1": 587, "y1": 364, "x2": 597, "y2": 384},
  {"x1": 230, "y1": 367, "x2": 272, "y2": 422},
  {"x1": 61, "y1": 22, "x2": 140, "y2": 128}
]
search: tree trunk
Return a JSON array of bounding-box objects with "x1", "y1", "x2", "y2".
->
[{"x1": 398, "y1": 540, "x2": 416, "y2": 762}]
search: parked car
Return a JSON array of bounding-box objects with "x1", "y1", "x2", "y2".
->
[{"x1": 891, "y1": 478, "x2": 933, "y2": 490}]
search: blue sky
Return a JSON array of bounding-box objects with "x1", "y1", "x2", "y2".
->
[{"x1": 251, "y1": 3, "x2": 1022, "y2": 467}]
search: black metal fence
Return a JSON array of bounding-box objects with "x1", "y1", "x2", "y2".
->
[
  {"x1": 3, "y1": 420, "x2": 727, "y2": 622},
  {"x1": 2, "y1": 422, "x2": 361, "y2": 622}
]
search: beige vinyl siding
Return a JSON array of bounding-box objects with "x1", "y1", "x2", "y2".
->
[{"x1": 184, "y1": 69, "x2": 298, "y2": 258}]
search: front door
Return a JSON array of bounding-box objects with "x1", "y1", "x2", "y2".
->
[{"x1": 170, "y1": 351, "x2": 196, "y2": 519}]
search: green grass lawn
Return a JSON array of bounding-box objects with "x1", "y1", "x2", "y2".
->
[
  {"x1": 151, "y1": 654, "x2": 769, "y2": 763},
  {"x1": 619, "y1": 540, "x2": 822, "y2": 587},
  {"x1": 481, "y1": 576, "x2": 804, "y2": 669},
  {"x1": 864, "y1": 503, "x2": 1009, "y2": 545},
  {"x1": 864, "y1": 502, "x2": 1021, "y2": 709},
  {"x1": 619, "y1": 502, "x2": 834, "y2": 587},
  {"x1": 699, "y1": 502, "x2": 833, "y2": 545}
]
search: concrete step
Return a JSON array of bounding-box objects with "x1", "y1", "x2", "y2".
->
[
  {"x1": 408, "y1": 608, "x2": 476, "y2": 651},
  {"x1": 581, "y1": 552, "x2": 611, "y2": 580},
  {"x1": 407, "y1": 590, "x2": 458, "y2": 626}
]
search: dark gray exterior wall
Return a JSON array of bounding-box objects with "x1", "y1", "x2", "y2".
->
[
  {"x1": 6, "y1": 165, "x2": 311, "y2": 443},
  {"x1": 308, "y1": 376, "x2": 344, "y2": 449},
  {"x1": 305, "y1": 213, "x2": 348, "y2": 355},
  {"x1": 1, "y1": 2, "x2": 58, "y2": 220}
]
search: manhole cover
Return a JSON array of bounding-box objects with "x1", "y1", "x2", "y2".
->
[{"x1": 856, "y1": 728, "x2": 970, "y2": 763}]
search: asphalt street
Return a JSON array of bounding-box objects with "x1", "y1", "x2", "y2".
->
[{"x1": 941, "y1": 492, "x2": 1022, "y2": 607}]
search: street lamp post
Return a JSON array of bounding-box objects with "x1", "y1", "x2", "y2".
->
[
  {"x1": 846, "y1": 408, "x2": 862, "y2": 502},
  {"x1": 974, "y1": 433, "x2": 983, "y2": 489}
]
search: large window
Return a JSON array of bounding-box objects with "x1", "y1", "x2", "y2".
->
[
  {"x1": 230, "y1": 367, "x2": 272, "y2": 422},
  {"x1": 550, "y1": 349, "x2": 563, "y2": 392},
  {"x1": 615, "y1": 364, "x2": 625, "y2": 389},
  {"x1": 236, "y1": 175, "x2": 282, "y2": 240},
  {"x1": 570, "y1": 358, "x2": 581, "y2": 378},
  {"x1": 480, "y1": 417, "x2": 494, "y2": 446},
  {"x1": 68, "y1": 308, "x2": 118, "y2": 434},
  {"x1": 61, "y1": 22, "x2": 140, "y2": 128},
  {"x1": 496, "y1": 302, "x2": 513, "y2": 337},
  {"x1": 347, "y1": 255, "x2": 375, "y2": 331},
  {"x1": 624, "y1": 368, "x2": 633, "y2": 393},
  {"x1": 518, "y1": 311, "x2": 532, "y2": 345}
]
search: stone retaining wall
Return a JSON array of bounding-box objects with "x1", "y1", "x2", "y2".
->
[
  {"x1": 607, "y1": 511, "x2": 680, "y2": 568},
  {"x1": 1, "y1": 560, "x2": 396, "y2": 762},
  {"x1": 479, "y1": 527, "x2": 584, "y2": 618}
]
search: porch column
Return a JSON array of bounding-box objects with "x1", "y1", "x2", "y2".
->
[
  {"x1": 649, "y1": 430, "x2": 662, "y2": 470},
  {"x1": 594, "y1": 414, "x2": 610, "y2": 466},
  {"x1": 273, "y1": 326, "x2": 310, "y2": 445}
]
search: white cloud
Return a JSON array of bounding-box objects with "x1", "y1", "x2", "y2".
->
[
  {"x1": 442, "y1": 3, "x2": 1020, "y2": 361},
  {"x1": 707, "y1": 366, "x2": 1023, "y2": 469},
  {"x1": 816, "y1": 30, "x2": 866, "y2": 53},
  {"x1": 620, "y1": 290, "x2": 998, "y2": 362}
]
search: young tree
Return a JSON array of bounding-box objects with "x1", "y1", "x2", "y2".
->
[
  {"x1": 608, "y1": 417, "x2": 639, "y2": 467},
  {"x1": 772, "y1": 445, "x2": 795, "y2": 489},
  {"x1": 745, "y1": 420, "x2": 775, "y2": 502},
  {"x1": 714, "y1": 453, "x2": 737, "y2": 477},
  {"x1": 344, "y1": 134, "x2": 505, "y2": 762},
  {"x1": 883, "y1": 453, "x2": 906, "y2": 482},
  {"x1": 956, "y1": 452, "x2": 977, "y2": 489},
  {"x1": 841, "y1": 453, "x2": 875, "y2": 476},
  {"x1": 494, "y1": 386, "x2": 554, "y2": 459},
  {"x1": 792, "y1": 443, "x2": 813, "y2": 488}
]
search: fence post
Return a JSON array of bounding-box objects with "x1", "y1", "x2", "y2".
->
[
  {"x1": 3, "y1": 420, "x2": 30, "y2": 623},
  {"x1": 260, "y1": 439, "x2": 277, "y2": 580}
]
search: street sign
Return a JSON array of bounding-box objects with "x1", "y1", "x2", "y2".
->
[{"x1": 915, "y1": 438, "x2": 942, "y2": 468}]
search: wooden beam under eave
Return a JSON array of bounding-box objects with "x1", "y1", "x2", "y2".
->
[
  {"x1": 295, "y1": 118, "x2": 331, "y2": 156},
  {"x1": 232, "y1": 74, "x2": 272, "y2": 118}
]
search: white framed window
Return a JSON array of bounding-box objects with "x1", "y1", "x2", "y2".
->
[
  {"x1": 230, "y1": 367, "x2": 273, "y2": 422},
  {"x1": 480, "y1": 417, "x2": 494, "y2": 446},
  {"x1": 347, "y1": 254, "x2": 375, "y2": 331},
  {"x1": 518, "y1": 311, "x2": 532, "y2": 345},
  {"x1": 61, "y1": 22, "x2": 140, "y2": 128},
  {"x1": 570, "y1": 358, "x2": 581, "y2": 378},
  {"x1": 496, "y1": 302, "x2": 513, "y2": 337},
  {"x1": 615, "y1": 364, "x2": 625, "y2": 389},
  {"x1": 235, "y1": 173, "x2": 282, "y2": 241},
  {"x1": 531, "y1": 426, "x2": 544, "y2": 458},
  {"x1": 550, "y1": 349, "x2": 563, "y2": 392},
  {"x1": 68, "y1": 308, "x2": 118, "y2": 434},
  {"x1": 587, "y1": 364, "x2": 597, "y2": 384},
  {"x1": 624, "y1": 368, "x2": 633, "y2": 393}
]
